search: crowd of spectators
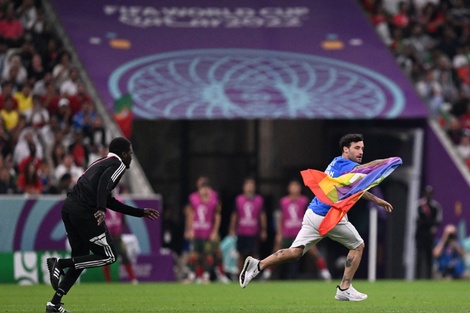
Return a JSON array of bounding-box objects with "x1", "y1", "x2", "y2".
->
[
  {"x1": 3, "y1": 0, "x2": 470, "y2": 196},
  {"x1": 360, "y1": 0, "x2": 470, "y2": 170},
  {"x1": 0, "y1": 0, "x2": 108, "y2": 195}
]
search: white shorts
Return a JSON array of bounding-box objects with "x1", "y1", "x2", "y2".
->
[{"x1": 290, "y1": 209, "x2": 363, "y2": 255}]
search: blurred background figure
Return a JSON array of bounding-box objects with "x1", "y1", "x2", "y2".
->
[
  {"x1": 0, "y1": 164, "x2": 17, "y2": 194},
  {"x1": 53, "y1": 153, "x2": 82, "y2": 186},
  {"x1": 219, "y1": 233, "x2": 238, "y2": 281},
  {"x1": 184, "y1": 177, "x2": 222, "y2": 283},
  {"x1": 415, "y1": 185, "x2": 443, "y2": 279},
  {"x1": 433, "y1": 224, "x2": 465, "y2": 279},
  {"x1": 229, "y1": 177, "x2": 267, "y2": 275},
  {"x1": 17, "y1": 159, "x2": 42, "y2": 194},
  {"x1": 271, "y1": 179, "x2": 331, "y2": 281},
  {"x1": 102, "y1": 187, "x2": 138, "y2": 284}
]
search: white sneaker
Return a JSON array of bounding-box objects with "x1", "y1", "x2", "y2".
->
[
  {"x1": 239, "y1": 256, "x2": 260, "y2": 288},
  {"x1": 335, "y1": 285, "x2": 368, "y2": 301}
]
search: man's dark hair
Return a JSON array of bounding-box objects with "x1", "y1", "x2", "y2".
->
[
  {"x1": 288, "y1": 178, "x2": 302, "y2": 185},
  {"x1": 339, "y1": 133, "x2": 363, "y2": 152},
  {"x1": 109, "y1": 137, "x2": 131, "y2": 156},
  {"x1": 244, "y1": 177, "x2": 256, "y2": 184}
]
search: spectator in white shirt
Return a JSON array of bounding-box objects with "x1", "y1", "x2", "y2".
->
[{"x1": 54, "y1": 153, "x2": 82, "y2": 186}]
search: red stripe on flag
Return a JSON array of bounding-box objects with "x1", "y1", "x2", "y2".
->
[{"x1": 318, "y1": 191, "x2": 363, "y2": 236}]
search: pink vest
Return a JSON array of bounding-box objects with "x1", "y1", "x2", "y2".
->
[
  {"x1": 189, "y1": 191, "x2": 219, "y2": 240},
  {"x1": 279, "y1": 195, "x2": 308, "y2": 238},
  {"x1": 105, "y1": 210, "x2": 123, "y2": 236},
  {"x1": 235, "y1": 194, "x2": 264, "y2": 236}
]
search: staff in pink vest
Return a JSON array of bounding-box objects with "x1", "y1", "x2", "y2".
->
[
  {"x1": 102, "y1": 195, "x2": 138, "y2": 284},
  {"x1": 184, "y1": 177, "x2": 221, "y2": 283},
  {"x1": 273, "y1": 179, "x2": 331, "y2": 281},
  {"x1": 229, "y1": 177, "x2": 267, "y2": 274}
]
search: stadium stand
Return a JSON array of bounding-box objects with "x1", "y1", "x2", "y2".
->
[
  {"x1": 360, "y1": 0, "x2": 470, "y2": 171},
  {"x1": 0, "y1": 0, "x2": 112, "y2": 195},
  {"x1": 3, "y1": 0, "x2": 470, "y2": 196}
]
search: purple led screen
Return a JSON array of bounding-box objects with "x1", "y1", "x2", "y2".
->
[
  {"x1": 50, "y1": 0, "x2": 427, "y2": 119},
  {"x1": 0, "y1": 196, "x2": 162, "y2": 252}
]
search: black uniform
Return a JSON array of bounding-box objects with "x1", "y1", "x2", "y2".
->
[
  {"x1": 58, "y1": 152, "x2": 144, "y2": 294},
  {"x1": 415, "y1": 197, "x2": 442, "y2": 279}
]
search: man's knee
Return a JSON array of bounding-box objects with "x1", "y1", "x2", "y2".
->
[
  {"x1": 101, "y1": 244, "x2": 118, "y2": 265},
  {"x1": 354, "y1": 242, "x2": 365, "y2": 253}
]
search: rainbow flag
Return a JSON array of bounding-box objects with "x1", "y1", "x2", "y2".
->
[{"x1": 301, "y1": 157, "x2": 402, "y2": 235}]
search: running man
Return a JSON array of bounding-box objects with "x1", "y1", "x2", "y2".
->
[
  {"x1": 45, "y1": 137, "x2": 159, "y2": 312},
  {"x1": 239, "y1": 133, "x2": 394, "y2": 301}
]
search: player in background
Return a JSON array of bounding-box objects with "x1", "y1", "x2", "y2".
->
[
  {"x1": 229, "y1": 177, "x2": 267, "y2": 274},
  {"x1": 102, "y1": 187, "x2": 138, "y2": 284},
  {"x1": 270, "y1": 179, "x2": 331, "y2": 281},
  {"x1": 415, "y1": 185, "x2": 442, "y2": 279},
  {"x1": 239, "y1": 134, "x2": 394, "y2": 302},
  {"x1": 184, "y1": 177, "x2": 223, "y2": 283},
  {"x1": 45, "y1": 137, "x2": 159, "y2": 313}
]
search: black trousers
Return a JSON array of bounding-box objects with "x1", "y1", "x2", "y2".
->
[
  {"x1": 416, "y1": 245, "x2": 433, "y2": 279},
  {"x1": 58, "y1": 211, "x2": 117, "y2": 294}
]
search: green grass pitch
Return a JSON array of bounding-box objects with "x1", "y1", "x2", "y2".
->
[{"x1": 1, "y1": 280, "x2": 468, "y2": 312}]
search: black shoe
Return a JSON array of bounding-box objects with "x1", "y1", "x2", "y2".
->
[
  {"x1": 47, "y1": 258, "x2": 64, "y2": 291},
  {"x1": 46, "y1": 302, "x2": 70, "y2": 312}
]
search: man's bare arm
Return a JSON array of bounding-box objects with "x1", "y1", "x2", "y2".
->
[{"x1": 362, "y1": 191, "x2": 393, "y2": 213}]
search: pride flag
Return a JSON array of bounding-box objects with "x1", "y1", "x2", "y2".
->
[{"x1": 301, "y1": 157, "x2": 402, "y2": 235}]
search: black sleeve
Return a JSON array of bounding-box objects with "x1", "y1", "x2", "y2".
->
[
  {"x1": 96, "y1": 161, "x2": 122, "y2": 211},
  {"x1": 107, "y1": 196, "x2": 145, "y2": 217}
]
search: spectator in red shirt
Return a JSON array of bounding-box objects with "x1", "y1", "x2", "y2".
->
[
  {"x1": 17, "y1": 159, "x2": 42, "y2": 195},
  {"x1": 0, "y1": 4, "x2": 24, "y2": 48},
  {"x1": 43, "y1": 38, "x2": 60, "y2": 72},
  {"x1": 68, "y1": 130, "x2": 89, "y2": 168},
  {"x1": 40, "y1": 78, "x2": 61, "y2": 115},
  {"x1": 419, "y1": 2, "x2": 445, "y2": 37},
  {"x1": 17, "y1": 141, "x2": 41, "y2": 173},
  {"x1": 68, "y1": 81, "x2": 91, "y2": 116},
  {"x1": 460, "y1": 103, "x2": 470, "y2": 131},
  {"x1": 392, "y1": 1, "x2": 411, "y2": 29},
  {"x1": 0, "y1": 81, "x2": 18, "y2": 110}
]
